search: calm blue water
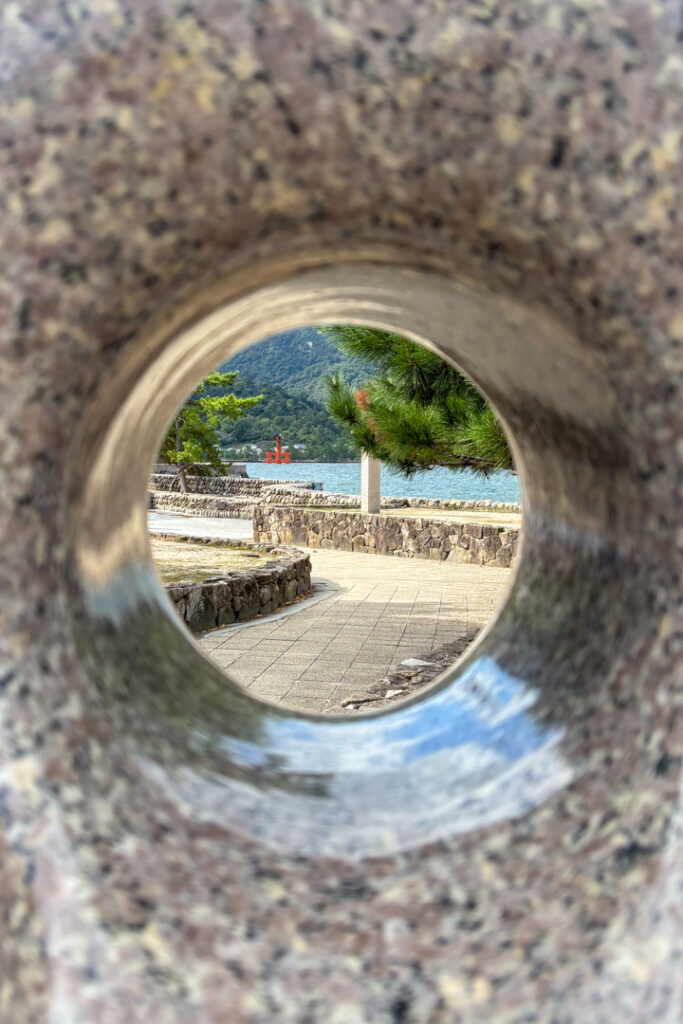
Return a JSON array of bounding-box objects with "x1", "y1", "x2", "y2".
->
[{"x1": 244, "y1": 462, "x2": 520, "y2": 502}]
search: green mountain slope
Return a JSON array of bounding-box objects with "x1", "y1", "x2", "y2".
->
[
  {"x1": 215, "y1": 374, "x2": 359, "y2": 462},
  {"x1": 222, "y1": 328, "x2": 372, "y2": 404}
]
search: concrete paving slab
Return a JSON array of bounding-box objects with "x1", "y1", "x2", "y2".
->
[
  {"x1": 149, "y1": 511, "x2": 252, "y2": 541},
  {"x1": 194, "y1": 544, "x2": 511, "y2": 713}
]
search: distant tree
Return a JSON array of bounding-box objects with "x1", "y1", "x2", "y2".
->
[
  {"x1": 324, "y1": 326, "x2": 512, "y2": 475},
  {"x1": 159, "y1": 371, "x2": 262, "y2": 491}
]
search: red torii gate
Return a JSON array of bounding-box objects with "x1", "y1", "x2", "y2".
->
[{"x1": 265, "y1": 434, "x2": 290, "y2": 464}]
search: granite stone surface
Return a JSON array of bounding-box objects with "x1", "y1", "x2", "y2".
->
[{"x1": 0, "y1": 2, "x2": 681, "y2": 1022}]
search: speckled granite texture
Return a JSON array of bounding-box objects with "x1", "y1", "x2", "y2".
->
[{"x1": 0, "y1": 2, "x2": 681, "y2": 1022}]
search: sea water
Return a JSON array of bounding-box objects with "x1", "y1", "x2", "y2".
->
[{"x1": 244, "y1": 462, "x2": 520, "y2": 502}]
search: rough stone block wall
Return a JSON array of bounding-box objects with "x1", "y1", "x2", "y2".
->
[
  {"x1": 149, "y1": 473, "x2": 320, "y2": 495},
  {"x1": 255, "y1": 487, "x2": 521, "y2": 514},
  {"x1": 152, "y1": 462, "x2": 248, "y2": 477},
  {"x1": 165, "y1": 543, "x2": 311, "y2": 632},
  {"x1": 256, "y1": 488, "x2": 407, "y2": 509},
  {"x1": 243, "y1": 487, "x2": 521, "y2": 513},
  {"x1": 253, "y1": 506, "x2": 519, "y2": 569},
  {"x1": 149, "y1": 491, "x2": 257, "y2": 519},
  {"x1": 404, "y1": 497, "x2": 521, "y2": 513}
]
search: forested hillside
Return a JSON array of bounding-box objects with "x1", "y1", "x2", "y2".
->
[
  {"x1": 213, "y1": 374, "x2": 358, "y2": 462},
  {"x1": 222, "y1": 327, "x2": 371, "y2": 404},
  {"x1": 211, "y1": 327, "x2": 375, "y2": 460}
]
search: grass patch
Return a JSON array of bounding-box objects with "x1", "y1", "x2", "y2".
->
[{"x1": 151, "y1": 537, "x2": 268, "y2": 584}]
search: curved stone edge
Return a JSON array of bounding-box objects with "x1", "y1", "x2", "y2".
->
[{"x1": 159, "y1": 536, "x2": 312, "y2": 632}]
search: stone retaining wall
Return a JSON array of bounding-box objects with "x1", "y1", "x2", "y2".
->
[
  {"x1": 150, "y1": 487, "x2": 521, "y2": 520},
  {"x1": 163, "y1": 538, "x2": 312, "y2": 632},
  {"x1": 150, "y1": 491, "x2": 257, "y2": 518},
  {"x1": 258, "y1": 489, "x2": 521, "y2": 513},
  {"x1": 150, "y1": 473, "x2": 321, "y2": 495},
  {"x1": 402, "y1": 496, "x2": 520, "y2": 513},
  {"x1": 254, "y1": 506, "x2": 519, "y2": 568},
  {"x1": 153, "y1": 462, "x2": 248, "y2": 477}
]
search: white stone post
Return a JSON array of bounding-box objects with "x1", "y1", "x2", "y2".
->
[{"x1": 360, "y1": 453, "x2": 381, "y2": 514}]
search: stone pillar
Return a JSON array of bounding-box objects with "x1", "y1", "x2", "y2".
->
[{"x1": 360, "y1": 453, "x2": 381, "y2": 514}]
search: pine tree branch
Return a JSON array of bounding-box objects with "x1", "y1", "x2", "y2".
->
[{"x1": 323, "y1": 326, "x2": 513, "y2": 476}]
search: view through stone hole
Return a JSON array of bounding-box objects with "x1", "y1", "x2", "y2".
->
[{"x1": 149, "y1": 325, "x2": 522, "y2": 714}]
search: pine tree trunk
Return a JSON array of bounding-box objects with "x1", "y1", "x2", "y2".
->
[{"x1": 175, "y1": 418, "x2": 188, "y2": 493}]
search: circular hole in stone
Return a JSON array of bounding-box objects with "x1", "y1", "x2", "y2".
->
[
  {"x1": 70, "y1": 255, "x2": 620, "y2": 856},
  {"x1": 147, "y1": 323, "x2": 522, "y2": 716}
]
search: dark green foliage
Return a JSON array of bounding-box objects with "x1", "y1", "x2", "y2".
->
[
  {"x1": 323, "y1": 326, "x2": 513, "y2": 475},
  {"x1": 159, "y1": 371, "x2": 262, "y2": 489},
  {"x1": 222, "y1": 328, "x2": 371, "y2": 404},
  {"x1": 216, "y1": 375, "x2": 358, "y2": 462}
]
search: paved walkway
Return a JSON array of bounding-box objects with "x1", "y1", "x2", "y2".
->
[
  {"x1": 197, "y1": 548, "x2": 512, "y2": 713},
  {"x1": 149, "y1": 513, "x2": 513, "y2": 713},
  {"x1": 149, "y1": 511, "x2": 251, "y2": 541}
]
